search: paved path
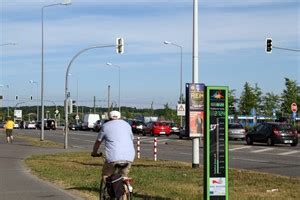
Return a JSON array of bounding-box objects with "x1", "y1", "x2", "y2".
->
[{"x1": 0, "y1": 134, "x2": 83, "y2": 200}]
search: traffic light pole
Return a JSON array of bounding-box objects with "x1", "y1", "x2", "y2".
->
[
  {"x1": 64, "y1": 44, "x2": 118, "y2": 149},
  {"x1": 272, "y1": 46, "x2": 300, "y2": 52}
]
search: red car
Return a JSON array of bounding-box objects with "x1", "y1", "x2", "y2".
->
[{"x1": 144, "y1": 121, "x2": 171, "y2": 136}]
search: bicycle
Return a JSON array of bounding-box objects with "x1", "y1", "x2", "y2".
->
[{"x1": 92, "y1": 152, "x2": 133, "y2": 200}]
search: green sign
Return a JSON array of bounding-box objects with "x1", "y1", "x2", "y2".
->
[{"x1": 204, "y1": 86, "x2": 229, "y2": 200}]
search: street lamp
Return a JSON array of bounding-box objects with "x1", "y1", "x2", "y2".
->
[
  {"x1": 41, "y1": 0, "x2": 72, "y2": 141},
  {"x1": 106, "y1": 62, "x2": 121, "y2": 113},
  {"x1": 0, "y1": 84, "x2": 9, "y2": 117},
  {"x1": 163, "y1": 40, "x2": 183, "y2": 127},
  {"x1": 29, "y1": 80, "x2": 39, "y2": 121}
]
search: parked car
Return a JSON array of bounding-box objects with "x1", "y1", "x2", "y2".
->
[
  {"x1": 144, "y1": 121, "x2": 171, "y2": 136},
  {"x1": 130, "y1": 120, "x2": 146, "y2": 135},
  {"x1": 245, "y1": 122, "x2": 298, "y2": 146},
  {"x1": 0, "y1": 121, "x2": 5, "y2": 128},
  {"x1": 166, "y1": 122, "x2": 179, "y2": 134},
  {"x1": 93, "y1": 119, "x2": 109, "y2": 132},
  {"x1": 36, "y1": 119, "x2": 56, "y2": 130},
  {"x1": 228, "y1": 123, "x2": 246, "y2": 140},
  {"x1": 177, "y1": 126, "x2": 190, "y2": 139},
  {"x1": 68, "y1": 122, "x2": 82, "y2": 131},
  {"x1": 26, "y1": 121, "x2": 37, "y2": 129}
]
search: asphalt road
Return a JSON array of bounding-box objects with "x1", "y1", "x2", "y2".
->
[{"x1": 13, "y1": 129, "x2": 300, "y2": 177}]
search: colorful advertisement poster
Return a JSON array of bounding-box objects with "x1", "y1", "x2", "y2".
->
[
  {"x1": 186, "y1": 83, "x2": 205, "y2": 138},
  {"x1": 189, "y1": 111, "x2": 204, "y2": 137}
]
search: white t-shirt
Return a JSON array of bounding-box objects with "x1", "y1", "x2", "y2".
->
[{"x1": 97, "y1": 119, "x2": 135, "y2": 163}]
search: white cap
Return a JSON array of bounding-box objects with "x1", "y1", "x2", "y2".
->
[{"x1": 109, "y1": 110, "x2": 121, "y2": 119}]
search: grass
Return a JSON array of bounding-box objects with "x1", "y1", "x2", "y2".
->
[
  {"x1": 16, "y1": 134, "x2": 63, "y2": 148},
  {"x1": 25, "y1": 152, "x2": 300, "y2": 200}
]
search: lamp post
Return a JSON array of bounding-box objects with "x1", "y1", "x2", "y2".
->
[
  {"x1": 106, "y1": 62, "x2": 121, "y2": 113},
  {"x1": 41, "y1": 0, "x2": 72, "y2": 141},
  {"x1": 0, "y1": 84, "x2": 9, "y2": 117},
  {"x1": 29, "y1": 80, "x2": 39, "y2": 121},
  {"x1": 163, "y1": 41, "x2": 183, "y2": 127}
]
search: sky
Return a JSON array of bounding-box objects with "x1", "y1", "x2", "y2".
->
[{"x1": 0, "y1": 0, "x2": 299, "y2": 109}]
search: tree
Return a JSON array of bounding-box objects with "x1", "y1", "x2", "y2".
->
[
  {"x1": 281, "y1": 78, "x2": 298, "y2": 117},
  {"x1": 262, "y1": 92, "x2": 280, "y2": 117},
  {"x1": 238, "y1": 82, "x2": 256, "y2": 115},
  {"x1": 253, "y1": 83, "x2": 263, "y2": 115}
]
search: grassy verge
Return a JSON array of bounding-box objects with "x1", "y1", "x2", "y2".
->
[
  {"x1": 25, "y1": 152, "x2": 300, "y2": 200},
  {"x1": 16, "y1": 134, "x2": 63, "y2": 148}
]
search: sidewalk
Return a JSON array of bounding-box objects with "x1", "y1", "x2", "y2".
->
[{"x1": 0, "y1": 134, "x2": 83, "y2": 200}]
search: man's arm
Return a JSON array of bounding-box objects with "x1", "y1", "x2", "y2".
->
[{"x1": 91, "y1": 140, "x2": 101, "y2": 156}]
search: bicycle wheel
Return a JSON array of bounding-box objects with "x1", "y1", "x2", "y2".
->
[{"x1": 99, "y1": 179, "x2": 110, "y2": 200}]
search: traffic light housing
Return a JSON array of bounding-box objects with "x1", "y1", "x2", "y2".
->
[
  {"x1": 266, "y1": 38, "x2": 272, "y2": 53},
  {"x1": 116, "y1": 37, "x2": 124, "y2": 54}
]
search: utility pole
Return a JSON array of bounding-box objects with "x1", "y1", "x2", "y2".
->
[
  {"x1": 108, "y1": 85, "x2": 111, "y2": 113},
  {"x1": 93, "y1": 96, "x2": 96, "y2": 113}
]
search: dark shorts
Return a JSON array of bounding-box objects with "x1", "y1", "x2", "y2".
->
[{"x1": 6, "y1": 129, "x2": 13, "y2": 137}]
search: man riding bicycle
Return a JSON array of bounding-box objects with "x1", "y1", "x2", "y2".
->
[{"x1": 91, "y1": 110, "x2": 135, "y2": 179}]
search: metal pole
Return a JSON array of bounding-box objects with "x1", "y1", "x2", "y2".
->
[
  {"x1": 76, "y1": 78, "x2": 79, "y2": 124},
  {"x1": 108, "y1": 85, "x2": 110, "y2": 113},
  {"x1": 41, "y1": 6, "x2": 45, "y2": 141},
  {"x1": 192, "y1": 0, "x2": 200, "y2": 169},
  {"x1": 41, "y1": 2, "x2": 71, "y2": 141},
  {"x1": 118, "y1": 66, "x2": 121, "y2": 113},
  {"x1": 64, "y1": 45, "x2": 116, "y2": 149}
]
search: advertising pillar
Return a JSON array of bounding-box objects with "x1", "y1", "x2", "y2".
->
[
  {"x1": 185, "y1": 83, "x2": 205, "y2": 138},
  {"x1": 204, "y1": 86, "x2": 229, "y2": 200}
]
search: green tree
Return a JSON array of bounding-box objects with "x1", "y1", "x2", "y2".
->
[
  {"x1": 238, "y1": 82, "x2": 256, "y2": 115},
  {"x1": 253, "y1": 83, "x2": 263, "y2": 115},
  {"x1": 281, "y1": 78, "x2": 298, "y2": 117},
  {"x1": 262, "y1": 92, "x2": 280, "y2": 117}
]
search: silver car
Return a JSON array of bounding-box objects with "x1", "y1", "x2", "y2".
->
[{"x1": 229, "y1": 123, "x2": 246, "y2": 140}]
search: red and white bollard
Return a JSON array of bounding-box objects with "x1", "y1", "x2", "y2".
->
[
  {"x1": 137, "y1": 137, "x2": 141, "y2": 159},
  {"x1": 154, "y1": 137, "x2": 157, "y2": 161}
]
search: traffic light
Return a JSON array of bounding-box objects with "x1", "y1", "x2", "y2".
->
[
  {"x1": 266, "y1": 38, "x2": 272, "y2": 53},
  {"x1": 15, "y1": 95, "x2": 18, "y2": 100},
  {"x1": 116, "y1": 37, "x2": 124, "y2": 54},
  {"x1": 30, "y1": 96, "x2": 33, "y2": 100}
]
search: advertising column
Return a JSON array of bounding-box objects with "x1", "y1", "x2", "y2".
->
[
  {"x1": 204, "y1": 86, "x2": 228, "y2": 200},
  {"x1": 185, "y1": 83, "x2": 205, "y2": 138}
]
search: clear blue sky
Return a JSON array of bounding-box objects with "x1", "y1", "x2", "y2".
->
[{"x1": 1, "y1": 0, "x2": 299, "y2": 109}]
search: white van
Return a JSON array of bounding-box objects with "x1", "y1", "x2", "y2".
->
[{"x1": 82, "y1": 114, "x2": 100, "y2": 130}]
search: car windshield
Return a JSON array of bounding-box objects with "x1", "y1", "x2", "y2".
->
[
  {"x1": 274, "y1": 124, "x2": 294, "y2": 131},
  {"x1": 229, "y1": 124, "x2": 243, "y2": 129}
]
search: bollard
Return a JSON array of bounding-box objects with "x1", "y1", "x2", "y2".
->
[
  {"x1": 137, "y1": 137, "x2": 141, "y2": 159},
  {"x1": 154, "y1": 137, "x2": 157, "y2": 161}
]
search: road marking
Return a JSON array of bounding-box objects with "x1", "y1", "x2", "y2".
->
[
  {"x1": 71, "y1": 137, "x2": 95, "y2": 143},
  {"x1": 179, "y1": 152, "x2": 191, "y2": 155},
  {"x1": 232, "y1": 157, "x2": 269, "y2": 163},
  {"x1": 277, "y1": 150, "x2": 299, "y2": 156},
  {"x1": 251, "y1": 148, "x2": 274, "y2": 153},
  {"x1": 229, "y1": 146, "x2": 251, "y2": 151}
]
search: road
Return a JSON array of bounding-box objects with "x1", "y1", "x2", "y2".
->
[{"x1": 14, "y1": 129, "x2": 300, "y2": 177}]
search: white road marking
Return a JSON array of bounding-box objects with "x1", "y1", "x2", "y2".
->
[
  {"x1": 71, "y1": 137, "x2": 95, "y2": 143},
  {"x1": 232, "y1": 157, "x2": 269, "y2": 163},
  {"x1": 229, "y1": 146, "x2": 251, "y2": 151},
  {"x1": 277, "y1": 150, "x2": 299, "y2": 156},
  {"x1": 251, "y1": 148, "x2": 274, "y2": 153}
]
